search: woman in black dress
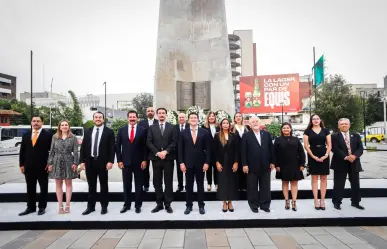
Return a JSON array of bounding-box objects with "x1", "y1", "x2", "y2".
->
[
  {"x1": 215, "y1": 118, "x2": 239, "y2": 212},
  {"x1": 202, "y1": 111, "x2": 220, "y2": 191},
  {"x1": 274, "y1": 122, "x2": 305, "y2": 211},
  {"x1": 231, "y1": 112, "x2": 249, "y2": 191},
  {"x1": 303, "y1": 114, "x2": 331, "y2": 210}
]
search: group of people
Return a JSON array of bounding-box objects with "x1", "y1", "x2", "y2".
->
[{"x1": 18, "y1": 107, "x2": 365, "y2": 217}]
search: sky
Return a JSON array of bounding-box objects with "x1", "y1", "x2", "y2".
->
[{"x1": 1, "y1": 0, "x2": 386, "y2": 98}]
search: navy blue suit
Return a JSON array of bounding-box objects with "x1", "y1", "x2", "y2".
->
[
  {"x1": 138, "y1": 119, "x2": 158, "y2": 188},
  {"x1": 178, "y1": 127, "x2": 211, "y2": 208},
  {"x1": 116, "y1": 124, "x2": 148, "y2": 209}
]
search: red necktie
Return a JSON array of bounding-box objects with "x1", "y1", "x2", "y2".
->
[{"x1": 130, "y1": 125, "x2": 134, "y2": 143}]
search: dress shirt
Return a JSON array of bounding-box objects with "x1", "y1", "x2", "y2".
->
[
  {"x1": 128, "y1": 123, "x2": 137, "y2": 139},
  {"x1": 210, "y1": 124, "x2": 216, "y2": 137},
  {"x1": 179, "y1": 123, "x2": 185, "y2": 132},
  {"x1": 31, "y1": 128, "x2": 43, "y2": 140},
  {"x1": 148, "y1": 118, "x2": 155, "y2": 126},
  {"x1": 91, "y1": 125, "x2": 104, "y2": 157},
  {"x1": 235, "y1": 125, "x2": 244, "y2": 138},
  {"x1": 190, "y1": 126, "x2": 199, "y2": 136},
  {"x1": 254, "y1": 130, "x2": 261, "y2": 145}
]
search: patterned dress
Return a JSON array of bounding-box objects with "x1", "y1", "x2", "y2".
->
[{"x1": 48, "y1": 135, "x2": 79, "y2": 179}]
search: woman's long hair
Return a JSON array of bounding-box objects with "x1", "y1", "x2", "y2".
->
[
  {"x1": 232, "y1": 112, "x2": 246, "y2": 133},
  {"x1": 56, "y1": 120, "x2": 73, "y2": 139},
  {"x1": 281, "y1": 122, "x2": 293, "y2": 137},
  {"x1": 306, "y1": 114, "x2": 325, "y2": 131},
  {"x1": 219, "y1": 118, "x2": 231, "y2": 146},
  {"x1": 204, "y1": 111, "x2": 218, "y2": 128}
]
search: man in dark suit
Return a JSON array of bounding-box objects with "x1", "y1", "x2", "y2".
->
[
  {"x1": 174, "y1": 112, "x2": 189, "y2": 192},
  {"x1": 139, "y1": 107, "x2": 158, "y2": 192},
  {"x1": 241, "y1": 116, "x2": 275, "y2": 213},
  {"x1": 116, "y1": 110, "x2": 148, "y2": 214},
  {"x1": 79, "y1": 111, "x2": 115, "y2": 215},
  {"x1": 147, "y1": 107, "x2": 177, "y2": 213},
  {"x1": 331, "y1": 118, "x2": 364, "y2": 210},
  {"x1": 179, "y1": 112, "x2": 211, "y2": 215},
  {"x1": 19, "y1": 115, "x2": 52, "y2": 216}
]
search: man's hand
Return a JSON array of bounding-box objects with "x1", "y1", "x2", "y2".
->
[
  {"x1": 45, "y1": 165, "x2": 50, "y2": 173},
  {"x1": 270, "y1": 164, "x2": 275, "y2": 171},
  {"x1": 20, "y1": 166, "x2": 25, "y2": 174},
  {"x1": 300, "y1": 166, "x2": 305, "y2": 171},
  {"x1": 79, "y1": 163, "x2": 85, "y2": 171},
  {"x1": 232, "y1": 162, "x2": 238, "y2": 172},
  {"x1": 216, "y1": 162, "x2": 223, "y2": 172},
  {"x1": 71, "y1": 164, "x2": 77, "y2": 172},
  {"x1": 157, "y1": 151, "x2": 166, "y2": 160},
  {"x1": 348, "y1": 155, "x2": 357, "y2": 163},
  {"x1": 141, "y1": 161, "x2": 147, "y2": 170},
  {"x1": 118, "y1": 162, "x2": 124, "y2": 169},
  {"x1": 106, "y1": 162, "x2": 113, "y2": 171},
  {"x1": 203, "y1": 163, "x2": 209, "y2": 172},
  {"x1": 47, "y1": 165, "x2": 53, "y2": 172},
  {"x1": 243, "y1": 165, "x2": 249, "y2": 174},
  {"x1": 180, "y1": 163, "x2": 187, "y2": 173},
  {"x1": 276, "y1": 167, "x2": 280, "y2": 172}
]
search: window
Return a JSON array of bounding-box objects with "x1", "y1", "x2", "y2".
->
[{"x1": 0, "y1": 117, "x2": 8, "y2": 123}]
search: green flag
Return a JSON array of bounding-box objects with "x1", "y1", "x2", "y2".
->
[{"x1": 314, "y1": 55, "x2": 324, "y2": 87}]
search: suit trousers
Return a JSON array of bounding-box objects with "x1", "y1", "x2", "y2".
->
[
  {"x1": 175, "y1": 160, "x2": 184, "y2": 188},
  {"x1": 247, "y1": 169, "x2": 271, "y2": 209},
  {"x1": 186, "y1": 166, "x2": 205, "y2": 208},
  {"x1": 86, "y1": 159, "x2": 109, "y2": 209},
  {"x1": 332, "y1": 163, "x2": 361, "y2": 205},
  {"x1": 122, "y1": 165, "x2": 143, "y2": 209},
  {"x1": 152, "y1": 160, "x2": 174, "y2": 207},
  {"x1": 24, "y1": 168, "x2": 48, "y2": 210},
  {"x1": 143, "y1": 160, "x2": 150, "y2": 188}
]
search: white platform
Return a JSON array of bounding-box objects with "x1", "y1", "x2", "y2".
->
[{"x1": 0, "y1": 179, "x2": 386, "y2": 194}]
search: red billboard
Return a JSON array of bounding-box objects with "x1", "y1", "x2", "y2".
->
[{"x1": 240, "y1": 74, "x2": 300, "y2": 114}]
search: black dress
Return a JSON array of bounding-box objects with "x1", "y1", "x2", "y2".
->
[
  {"x1": 234, "y1": 126, "x2": 249, "y2": 190},
  {"x1": 214, "y1": 132, "x2": 239, "y2": 200},
  {"x1": 274, "y1": 136, "x2": 306, "y2": 181},
  {"x1": 304, "y1": 128, "x2": 330, "y2": 175}
]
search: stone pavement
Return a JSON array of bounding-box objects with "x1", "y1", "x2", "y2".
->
[{"x1": 1, "y1": 227, "x2": 387, "y2": 249}]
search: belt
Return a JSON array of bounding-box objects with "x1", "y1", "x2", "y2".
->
[
  {"x1": 91, "y1": 156, "x2": 99, "y2": 161},
  {"x1": 311, "y1": 145, "x2": 325, "y2": 148}
]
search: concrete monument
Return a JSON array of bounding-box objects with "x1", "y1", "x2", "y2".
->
[{"x1": 154, "y1": 0, "x2": 235, "y2": 114}]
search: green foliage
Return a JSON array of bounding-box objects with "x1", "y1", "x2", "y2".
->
[
  {"x1": 83, "y1": 120, "x2": 94, "y2": 129},
  {"x1": 66, "y1": 90, "x2": 83, "y2": 126},
  {"x1": 265, "y1": 122, "x2": 282, "y2": 137},
  {"x1": 365, "y1": 93, "x2": 384, "y2": 125},
  {"x1": 111, "y1": 118, "x2": 128, "y2": 136},
  {"x1": 314, "y1": 75, "x2": 363, "y2": 132},
  {"x1": 132, "y1": 93, "x2": 153, "y2": 120}
]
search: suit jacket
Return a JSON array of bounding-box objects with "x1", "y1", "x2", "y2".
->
[
  {"x1": 174, "y1": 123, "x2": 189, "y2": 156},
  {"x1": 19, "y1": 129, "x2": 52, "y2": 171},
  {"x1": 331, "y1": 132, "x2": 363, "y2": 172},
  {"x1": 202, "y1": 125, "x2": 220, "y2": 162},
  {"x1": 178, "y1": 127, "x2": 211, "y2": 168},
  {"x1": 147, "y1": 122, "x2": 177, "y2": 161},
  {"x1": 139, "y1": 118, "x2": 159, "y2": 130},
  {"x1": 241, "y1": 130, "x2": 275, "y2": 172},
  {"x1": 116, "y1": 124, "x2": 148, "y2": 167},
  {"x1": 79, "y1": 126, "x2": 115, "y2": 168},
  {"x1": 214, "y1": 132, "x2": 240, "y2": 165}
]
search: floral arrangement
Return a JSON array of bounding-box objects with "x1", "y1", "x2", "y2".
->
[
  {"x1": 215, "y1": 110, "x2": 232, "y2": 123},
  {"x1": 166, "y1": 110, "x2": 178, "y2": 125},
  {"x1": 186, "y1": 105, "x2": 206, "y2": 127}
]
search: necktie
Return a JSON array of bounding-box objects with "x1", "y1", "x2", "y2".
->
[
  {"x1": 160, "y1": 124, "x2": 164, "y2": 136},
  {"x1": 32, "y1": 130, "x2": 38, "y2": 147},
  {"x1": 130, "y1": 125, "x2": 135, "y2": 143},
  {"x1": 344, "y1": 132, "x2": 351, "y2": 155},
  {"x1": 93, "y1": 128, "x2": 99, "y2": 157},
  {"x1": 180, "y1": 125, "x2": 183, "y2": 132},
  {"x1": 192, "y1": 128, "x2": 197, "y2": 144}
]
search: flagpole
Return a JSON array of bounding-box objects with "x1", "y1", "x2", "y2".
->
[{"x1": 313, "y1": 47, "x2": 316, "y2": 110}]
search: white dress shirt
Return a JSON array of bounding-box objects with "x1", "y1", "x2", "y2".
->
[
  {"x1": 148, "y1": 118, "x2": 155, "y2": 126},
  {"x1": 128, "y1": 124, "x2": 137, "y2": 139},
  {"x1": 235, "y1": 125, "x2": 244, "y2": 138},
  {"x1": 91, "y1": 125, "x2": 104, "y2": 157},
  {"x1": 210, "y1": 124, "x2": 216, "y2": 138},
  {"x1": 179, "y1": 123, "x2": 185, "y2": 132},
  {"x1": 31, "y1": 128, "x2": 43, "y2": 140},
  {"x1": 254, "y1": 130, "x2": 261, "y2": 145},
  {"x1": 190, "y1": 126, "x2": 199, "y2": 137}
]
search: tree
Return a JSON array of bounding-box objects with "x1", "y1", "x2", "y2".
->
[
  {"x1": 111, "y1": 118, "x2": 127, "y2": 136},
  {"x1": 265, "y1": 122, "x2": 281, "y2": 137},
  {"x1": 67, "y1": 90, "x2": 83, "y2": 126},
  {"x1": 132, "y1": 93, "x2": 153, "y2": 120},
  {"x1": 0, "y1": 99, "x2": 11, "y2": 110},
  {"x1": 314, "y1": 75, "x2": 363, "y2": 132},
  {"x1": 365, "y1": 93, "x2": 384, "y2": 125},
  {"x1": 83, "y1": 120, "x2": 94, "y2": 129}
]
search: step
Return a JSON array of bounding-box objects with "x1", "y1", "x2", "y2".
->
[{"x1": 1, "y1": 198, "x2": 386, "y2": 230}]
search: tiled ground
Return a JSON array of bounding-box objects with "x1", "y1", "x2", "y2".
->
[{"x1": 1, "y1": 227, "x2": 387, "y2": 249}]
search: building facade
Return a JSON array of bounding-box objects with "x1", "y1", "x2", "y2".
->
[{"x1": 0, "y1": 73, "x2": 17, "y2": 99}]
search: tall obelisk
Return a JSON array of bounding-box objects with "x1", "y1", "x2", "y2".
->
[{"x1": 154, "y1": 0, "x2": 235, "y2": 114}]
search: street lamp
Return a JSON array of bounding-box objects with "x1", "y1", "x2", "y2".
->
[
  {"x1": 360, "y1": 91, "x2": 367, "y2": 147},
  {"x1": 103, "y1": 81, "x2": 107, "y2": 117},
  {"x1": 280, "y1": 101, "x2": 284, "y2": 123}
]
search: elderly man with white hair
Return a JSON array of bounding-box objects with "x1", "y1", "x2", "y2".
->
[
  {"x1": 331, "y1": 118, "x2": 364, "y2": 210},
  {"x1": 241, "y1": 115, "x2": 275, "y2": 213}
]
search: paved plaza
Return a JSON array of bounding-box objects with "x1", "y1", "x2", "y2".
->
[{"x1": 1, "y1": 227, "x2": 387, "y2": 249}]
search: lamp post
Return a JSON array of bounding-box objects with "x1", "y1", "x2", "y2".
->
[
  {"x1": 360, "y1": 91, "x2": 367, "y2": 147},
  {"x1": 103, "y1": 81, "x2": 107, "y2": 117},
  {"x1": 280, "y1": 101, "x2": 284, "y2": 123}
]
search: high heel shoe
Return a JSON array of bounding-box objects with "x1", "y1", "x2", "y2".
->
[
  {"x1": 65, "y1": 205, "x2": 70, "y2": 213},
  {"x1": 58, "y1": 205, "x2": 64, "y2": 214},
  {"x1": 292, "y1": 200, "x2": 297, "y2": 212},
  {"x1": 285, "y1": 200, "x2": 290, "y2": 210},
  {"x1": 314, "y1": 200, "x2": 321, "y2": 210},
  {"x1": 222, "y1": 202, "x2": 228, "y2": 212},
  {"x1": 228, "y1": 202, "x2": 234, "y2": 212},
  {"x1": 320, "y1": 200, "x2": 326, "y2": 211}
]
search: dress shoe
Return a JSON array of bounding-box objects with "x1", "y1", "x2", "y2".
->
[
  {"x1": 135, "y1": 208, "x2": 141, "y2": 214},
  {"x1": 101, "y1": 207, "x2": 108, "y2": 215},
  {"x1": 351, "y1": 203, "x2": 365, "y2": 210},
  {"x1": 82, "y1": 208, "x2": 95, "y2": 215},
  {"x1": 166, "y1": 206, "x2": 173, "y2": 213},
  {"x1": 19, "y1": 208, "x2": 35, "y2": 216},
  {"x1": 176, "y1": 187, "x2": 184, "y2": 193},
  {"x1": 260, "y1": 208, "x2": 271, "y2": 213},
  {"x1": 143, "y1": 187, "x2": 149, "y2": 192},
  {"x1": 37, "y1": 208, "x2": 46, "y2": 215},
  {"x1": 251, "y1": 208, "x2": 259, "y2": 213},
  {"x1": 184, "y1": 207, "x2": 192, "y2": 215},
  {"x1": 333, "y1": 204, "x2": 341, "y2": 210},
  {"x1": 199, "y1": 207, "x2": 205, "y2": 215},
  {"x1": 120, "y1": 206, "x2": 130, "y2": 213},
  {"x1": 151, "y1": 206, "x2": 164, "y2": 213}
]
